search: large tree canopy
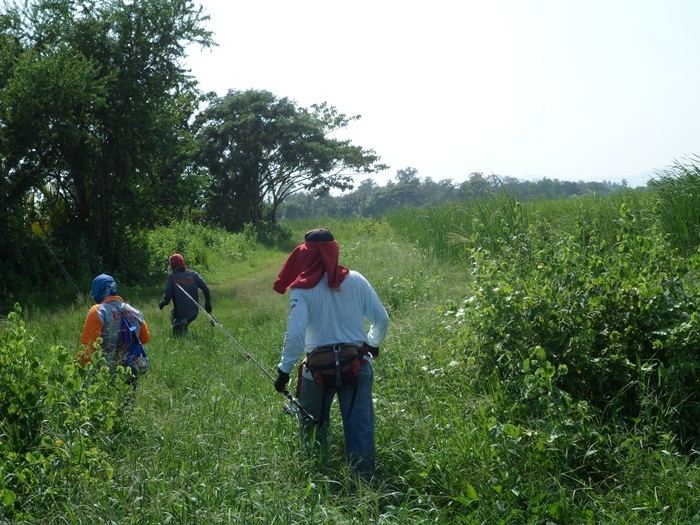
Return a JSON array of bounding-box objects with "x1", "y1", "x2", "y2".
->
[
  {"x1": 194, "y1": 89, "x2": 386, "y2": 230},
  {"x1": 0, "y1": 0, "x2": 212, "y2": 283}
]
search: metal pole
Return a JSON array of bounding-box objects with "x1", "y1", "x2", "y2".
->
[
  {"x1": 174, "y1": 283, "x2": 316, "y2": 424},
  {"x1": 38, "y1": 235, "x2": 90, "y2": 304}
]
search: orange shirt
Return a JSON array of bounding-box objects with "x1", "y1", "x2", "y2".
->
[{"x1": 79, "y1": 295, "x2": 150, "y2": 365}]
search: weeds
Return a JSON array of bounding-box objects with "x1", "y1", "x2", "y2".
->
[
  {"x1": 651, "y1": 157, "x2": 700, "y2": 255},
  {"x1": 4, "y1": 206, "x2": 700, "y2": 523}
]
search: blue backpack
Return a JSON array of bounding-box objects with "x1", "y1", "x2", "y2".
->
[{"x1": 120, "y1": 313, "x2": 149, "y2": 375}]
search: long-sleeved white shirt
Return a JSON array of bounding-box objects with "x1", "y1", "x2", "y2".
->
[{"x1": 278, "y1": 270, "x2": 389, "y2": 374}]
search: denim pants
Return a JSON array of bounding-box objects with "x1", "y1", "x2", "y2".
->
[{"x1": 298, "y1": 360, "x2": 375, "y2": 477}]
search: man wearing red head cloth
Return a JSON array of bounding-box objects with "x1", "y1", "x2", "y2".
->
[
  {"x1": 158, "y1": 253, "x2": 212, "y2": 336},
  {"x1": 273, "y1": 228, "x2": 389, "y2": 478}
]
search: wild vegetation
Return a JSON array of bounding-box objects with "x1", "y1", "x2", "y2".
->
[
  {"x1": 196, "y1": 90, "x2": 384, "y2": 232},
  {"x1": 2, "y1": 166, "x2": 699, "y2": 523},
  {"x1": 0, "y1": 0, "x2": 381, "y2": 309},
  {"x1": 0, "y1": 2, "x2": 632, "y2": 312},
  {"x1": 0, "y1": 0, "x2": 213, "y2": 291},
  {"x1": 2, "y1": 1, "x2": 699, "y2": 522}
]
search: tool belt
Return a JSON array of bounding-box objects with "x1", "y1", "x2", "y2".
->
[{"x1": 304, "y1": 343, "x2": 364, "y2": 390}]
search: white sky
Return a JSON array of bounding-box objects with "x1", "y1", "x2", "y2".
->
[{"x1": 185, "y1": 0, "x2": 700, "y2": 187}]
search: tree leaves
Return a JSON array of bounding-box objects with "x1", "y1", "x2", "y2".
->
[
  {"x1": 195, "y1": 89, "x2": 384, "y2": 230},
  {"x1": 0, "y1": 0, "x2": 213, "y2": 291}
]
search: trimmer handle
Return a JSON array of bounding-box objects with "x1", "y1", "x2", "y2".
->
[{"x1": 282, "y1": 388, "x2": 317, "y2": 424}]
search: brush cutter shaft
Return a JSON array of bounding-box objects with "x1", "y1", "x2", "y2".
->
[
  {"x1": 174, "y1": 283, "x2": 316, "y2": 423},
  {"x1": 175, "y1": 283, "x2": 274, "y2": 380}
]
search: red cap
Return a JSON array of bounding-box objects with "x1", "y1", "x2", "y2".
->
[{"x1": 169, "y1": 253, "x2": 186, "y2": 270}]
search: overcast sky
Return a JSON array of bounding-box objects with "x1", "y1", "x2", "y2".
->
[{"x1": 185, "y1": 0, "x2": 700, "y2": 187}]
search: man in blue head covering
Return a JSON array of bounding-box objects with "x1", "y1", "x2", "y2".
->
[
  {"x1": 80, "y1": 274, "x2": 150, "y2": 371},
  {"x1": 91, "y1": 274, "x2": 118, "y2": 304}
]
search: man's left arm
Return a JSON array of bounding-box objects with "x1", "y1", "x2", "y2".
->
[
  {"x1": 278, "y1": 293, "x2": 308, "y2": 374},
  {"x1": 362, "y1": 280, "x2": 389, "y2": 350},
  {"x1": 274, "y1": 293, "x2": 309, "y2": 392},
  {"x1": 159, "y1": 275, "x2": 173, "y2": 310},
  {"x1": 196, "y1": 273, "x2": 212, "y2": 312},
  {"x1": 78, "y1": 306, "x2": 102, "y2": 365}
]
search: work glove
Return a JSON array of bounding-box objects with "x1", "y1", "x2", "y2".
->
[
  {"x1": 362, "y1": 343, "x2": 380, "y2": 358},
  {"x1": 205, "y1": 303, "x2": 212, "y2": 314},
  {"x1": 274, "y1": 367, "x2": 290, "y2": 393},
  {"x1": 158, "y1": 301, "x2": 165, "y2": 310}
]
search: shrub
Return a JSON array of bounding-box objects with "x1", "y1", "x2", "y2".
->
[
  {"x1": 0, "y1": 305, "x2": 130, "y2": 521},
  {"x1": 254, "y1": 221, "x2": 292, "y2": 246},
  {"x1": 143, "y1": 220, "x2": 256, "y2": 280},
  {"x1": 446, "y1": 204, "x2": 700, "y2": 451}
]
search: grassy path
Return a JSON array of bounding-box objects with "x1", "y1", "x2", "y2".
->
[
  {"x1": 25, "y1": 221, "x2": 469, "y2": 524},
  {"x1": 20, "y1": 218, "x2": 700, "y2": 523}
]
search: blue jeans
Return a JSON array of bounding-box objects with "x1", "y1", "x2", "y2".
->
[{"x1": 298, "y1": 360, "x2": 375, "y2": 478}]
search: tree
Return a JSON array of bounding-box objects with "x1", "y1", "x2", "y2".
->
[
  {"x1": 0, "y1": 0, "x2": 212, "y2": 281},
  {"x1": 195, "y1": 89, "x2": 386, "y2": 230},
  {"x1": 459, "y1": 172, "x2": 492, "y2": 199},
  {"x1": 395, "y1": 166, "x2": 419, "y2": 185}
]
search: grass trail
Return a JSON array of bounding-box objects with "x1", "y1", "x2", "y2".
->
[
  {"x1": 18, "y1": 217, "x2": 700, "y2": 523},
  {"x1": 24, "y1": 221, "x2": 470, "y2": 524}
]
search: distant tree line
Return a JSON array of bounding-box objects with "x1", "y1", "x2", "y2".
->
[
  {"x1": 0, "y1": 0, "x2": 382, "y2": 307},
  {"x1": 281, "y1": 168, "x2": 631, "y2": 219}
]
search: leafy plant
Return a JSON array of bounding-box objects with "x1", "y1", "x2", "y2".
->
[
  {"x1": 445, "y1": 203, "x2": 700, "y2": 451},
  {"x1": 143, "y1": 220, "x2": 256, "y2": 280},
  {"x1": 0, "y1": 304, "x2": 130, "y2": 521}
]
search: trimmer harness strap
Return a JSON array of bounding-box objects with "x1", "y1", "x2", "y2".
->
[{"x1": 305, "y1": 343, "x2": 364, "y2": 390}]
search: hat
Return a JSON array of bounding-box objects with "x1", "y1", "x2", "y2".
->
[
  {"x1": 91, "y1": 274, "x2": 117, "y2": 303},
  {"x1": 169, "y1": 253, "x2": 186, "y2": 270},
  {"x1": 273, "y1": 233, "x2": 348, "y2": 294},
  {"x1": 304, "y1": 228, "x2": 334, "y2": 242}
]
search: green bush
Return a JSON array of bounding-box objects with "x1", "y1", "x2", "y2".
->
[
  {"x1": 446, "y1": 204, "x2": 700, "y2": 451},
  {"x1": 253, "y1": 221, "x2": 292, "y2": 246},
  {"x1": 143, "y1": 220, "x2": 256, "y2": 280},
  {"x1": 0, "y1": 305, "x2": 130, "y2": 521}
]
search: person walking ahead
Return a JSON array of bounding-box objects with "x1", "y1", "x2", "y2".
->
[
  {"x1": 159, "y1": 253, "x2": 212, "y2": 336},
  {"x1": 79, "y1": 274, "x2": 150, "y2": 378},
  {"x1": 273, "y1": 228, "x2": 389, "y2": 479}
]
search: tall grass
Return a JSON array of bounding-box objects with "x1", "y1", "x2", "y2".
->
[
  {"x1": 651, "y1": 157, "x2": 700, "y2": 255},
  {"x1": 387, "y1": 188, "x2": 652, "y2": 262},
  {"x1": 386, "y1": 189, "x2": 700, "y2": 522},
  {"x1": 4, "y1": 212, "x2": 700, "y2": 523},
  {"x1": 141, "y1": 220, "x2": 257, "y2": 281}
]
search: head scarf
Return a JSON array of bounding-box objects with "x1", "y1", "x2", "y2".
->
[
  {"x1": 91, "y1": 274, "x2": 117, "y2": 304},
  {"x1": 169, "y1": 253, "x2": 186, "y2": 271},
  {"x1": 273, "y1": 229, "x2": 349, "y2": 294}
]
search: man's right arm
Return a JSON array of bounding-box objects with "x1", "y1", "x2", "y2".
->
[
  {"x1": 159, "y1": 275, "x2": 173, "y2": 309},
  {"x1": 195, "y1": 273, "x2": 212, "y2": 312}
]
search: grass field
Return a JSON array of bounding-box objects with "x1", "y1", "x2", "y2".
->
[{"x1": 3, "y1": 204, "x2": 700, "y2": 523}]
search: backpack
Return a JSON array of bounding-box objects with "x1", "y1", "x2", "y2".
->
[{"x1": 120, "y1": 313, "x2": 149, "y2": 375}]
